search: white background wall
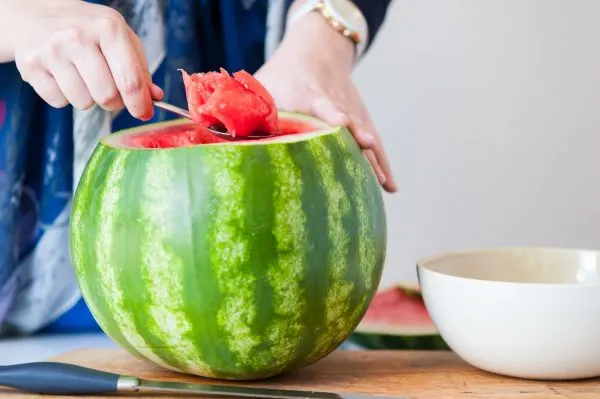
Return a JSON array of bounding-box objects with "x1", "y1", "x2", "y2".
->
[{"x1": 352, "y1": 1, "x2": 600, "y2": 287}]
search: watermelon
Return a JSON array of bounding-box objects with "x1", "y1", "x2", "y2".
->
[
  {"x1": 68, "y1": 111, "x2": 387, "y2": 380},
  {"x1": 180, "y1": 68, "x2": 278, "y2": 137},
  {"x1": 348, "y1": 283, "x2": 449, "y2": 350}
]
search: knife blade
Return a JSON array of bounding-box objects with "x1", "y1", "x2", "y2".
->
[
  {"x1": 0, "y1": 361, "x2": 410, "y2": 399},
  {"x1": 132, "y1": 377, "x2": 408, "y2": 399}
]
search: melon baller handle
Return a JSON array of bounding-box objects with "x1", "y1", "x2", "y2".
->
[
  {"x1": 153, "y1": 100, "x2": 192, "y2": 120},
  {"x1": 0, "y1": 362, "x2": 121, "y2": 395}
]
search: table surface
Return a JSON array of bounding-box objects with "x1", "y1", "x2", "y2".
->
[
  {"x1": 0, "y1": 332, "x2": 116, "y2": 365},
  {"x1": 6, "y1": 348, "x2": 600, "y2": 399},
  {"x1": 0, "y1": 334, "x2": 361, "y2": 365}
]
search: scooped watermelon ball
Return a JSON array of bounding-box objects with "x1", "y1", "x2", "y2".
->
[{"x1": 180, "y1": 68, "x2": 279, "y2": 138}]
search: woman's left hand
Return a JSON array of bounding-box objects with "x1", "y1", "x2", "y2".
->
[{"x1": 254, "y1": 12, "x2": 397, "y2": 193}]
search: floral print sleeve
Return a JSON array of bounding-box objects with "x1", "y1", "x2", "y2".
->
[
  {"x1": 0, "y1": 63, "x2": 82, "y2": 335},
  {"x1": 0, "y1": 0, "x2": 287, "y2": 336}
]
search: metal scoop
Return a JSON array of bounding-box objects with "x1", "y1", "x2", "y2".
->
[{"x1": 153, "y1": 101, "x2": 273, "y2": 141}]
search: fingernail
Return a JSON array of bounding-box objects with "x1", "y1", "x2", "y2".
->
[
  {"x1": 387, "y1": 178, "x2": 398, "y2": 192},
  {"x1": 150, "y1": 83, "x2": 165, "y2": 100},
  {"x1": 153, "y1": 84, "x2": 164, "y2": 96}
]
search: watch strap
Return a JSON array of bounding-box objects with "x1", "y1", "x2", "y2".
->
[{"x1": 287, "y1": 0, "x2": 369, "y2": 60}]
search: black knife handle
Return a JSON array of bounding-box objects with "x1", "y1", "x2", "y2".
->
[{"x1": 0, "y1": 362, "x2": 121, "y2": 395}]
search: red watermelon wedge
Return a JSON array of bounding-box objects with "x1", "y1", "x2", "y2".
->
[
  {"x1": 180, "y1": 68, "x2": 279, "y2": 138},
  {"x1": 349, "y1": 283, "x2": 449, "y2": 350}
]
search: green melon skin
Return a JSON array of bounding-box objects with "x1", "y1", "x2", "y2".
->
[
  {"x1": 69, "y1": 112, "x2": 387, "y2": 380},
  {"x1": 348, "y1": 331, "x2": 449, "y2": 351}
]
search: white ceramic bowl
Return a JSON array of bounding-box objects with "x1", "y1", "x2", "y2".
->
[{"x1": 416, "y1": 247, "x2": 600, "y2": 380}]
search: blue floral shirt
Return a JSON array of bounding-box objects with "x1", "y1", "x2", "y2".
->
[{"x1": 0, "y1": 0, "x2": 291, "y2": 335}]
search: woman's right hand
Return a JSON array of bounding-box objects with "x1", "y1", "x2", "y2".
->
[{"x1": 9, "y1": 0, "x2": 163, "y2": 120}]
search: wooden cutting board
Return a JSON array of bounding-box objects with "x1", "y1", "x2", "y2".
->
[{"x1": 1, "y1": 349, "x2": 599, "y2": 399}]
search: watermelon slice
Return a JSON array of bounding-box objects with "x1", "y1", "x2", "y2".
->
[
  {"x1": 348, "y1": 283, "x2": 449, "y2": 350},
  {"x1": 180, "y1": 68, "x2": 278, "y2": 138}
]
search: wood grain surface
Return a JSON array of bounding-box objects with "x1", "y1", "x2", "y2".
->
[{"x1": 1, "y1": 349, "x2": 599, "y2": 399}]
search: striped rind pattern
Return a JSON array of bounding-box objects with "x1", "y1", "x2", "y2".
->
[
  {"x1": 91, "y1": 151, "x2": 170, "y2": 366},
  {"x1": 205, "y1": 147, "x2": 259, "y2": 369},
  {"x1": 69, "y1": 122, "x2": 386, "y2": 380},
  {"x1": 138, "y1": 151, "x2": 213, "y2": 375},
  {"x1": 304, "y1": 137, "x2": 355, "y2": 360},
  {"x1": 263, "y1": 144, "x2": 308, "y2": 371}
]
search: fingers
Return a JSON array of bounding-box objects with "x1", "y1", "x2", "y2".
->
[
  {"x1": 372, "y1": 142, "x2": 397, "y2": 193},
  {"x1": 307, "y1": 95, "x2": 379, "y2": 153},
  {"x1": 150, "y1": 84, "x2": 164, "y2": 100},
  {"x1": 59, "y1": 31, "x2": 124, "y2": 111},
  {"x1": 306, "y1": 94, "x2": 397, "y2": 193},
  {"x1": 364, "y1": 149, "x2": 386, "y2": 187},
  {"x1": 18, "y1": 37, "x2": 92, "y2": 109},
  {"x1": 308, "y1": 95, "x2": 349, "y2": 126},
  {"x1": 95, "y1": 12, "x2": 154, "y2": 120},
  {"x1": 127, "y1": 26, "x2": 152, "y2": 83},
  {"x1": 15, "y1": 10, "x2": 156, "y2": 119},
  {"x1": 46, "y1": 58, "x2": 93, "y2": 110},
  {"x1": 349, "y1": 117, "x2": 398, "y2": 193},
  {"x1": 25, "y1": 69, "x2": 69, "y2": 108},
  {"x1": 126, "y1": 26, "x2": 164, "y2": 101},
  {"x1": 71, "y1": 48, "x2": 123, "y2": 111},
  {"x1": 348, "y1": 119, "x2": 376, "y2": 150}
]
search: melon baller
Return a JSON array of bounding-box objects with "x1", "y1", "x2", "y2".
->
[{"x1": 153, "y1": 101, "x2": 273, "y2": 141}]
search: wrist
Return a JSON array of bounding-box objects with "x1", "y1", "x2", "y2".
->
[{"x1": 283, "y1": 11, "x2": 355, "y2": 71}]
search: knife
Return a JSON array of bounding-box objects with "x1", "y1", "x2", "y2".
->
[{"x1": 0, "y1": 362, "x2": 409, "y2": 398}]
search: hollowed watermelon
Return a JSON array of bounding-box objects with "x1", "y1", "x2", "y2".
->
[
  {"x1": 69, "y1": 111, "x2": 387, "y2": 380},
  {"x1": 348, "y1": 283, "x2": 449, "y2": 350}
]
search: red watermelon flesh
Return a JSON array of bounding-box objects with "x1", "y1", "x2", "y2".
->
[
  {"x1": 125, "y1": 124, "x2": 227, "y2": 149},
  {"x1": 356, "y1": 284, "x2": 439, "y2": 335},
  {"x1": 180, "y1": 68, "x2": 278, "y2": 138},
  {"x1": 124, "y1": 117, "x2": 318, "y2": 149}
]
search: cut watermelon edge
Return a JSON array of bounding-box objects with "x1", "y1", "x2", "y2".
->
[
  {"x1": 103, "y1": 111, "x2": 338, "y2": 150},
  {"x1": 353, "y1": 282, "x2": 441, "y2": 337},
  {"x1": 348, "y1": 281, "x2": 449, "y2": 350}
]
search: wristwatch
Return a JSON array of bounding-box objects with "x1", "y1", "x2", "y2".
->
[{"x1": 286, "y1": 0, "x2": 369, "y2": 61}]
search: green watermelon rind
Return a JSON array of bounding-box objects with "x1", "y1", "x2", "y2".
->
[
  {"x1": 348, "y1": 332, "x2": 449, "y2": 351},
  {"x1": 69, "y1": 110, "x2": 388, "y2": 380}
]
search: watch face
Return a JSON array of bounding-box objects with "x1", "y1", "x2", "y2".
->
[{"x1": 326, "y1": 0, "x2": 364, "y2": 31}]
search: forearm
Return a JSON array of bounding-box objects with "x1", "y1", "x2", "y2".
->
[
  {"x1": 283, "y1": 0, "x2": 393, "y2": 68},
  {"x1": 282, "y1": 9, "x2": 355, "y2": 71}
]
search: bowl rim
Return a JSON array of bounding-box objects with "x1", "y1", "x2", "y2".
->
[{"x1": 415, "y1": 246, "x2": 600, "y2": 287}]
